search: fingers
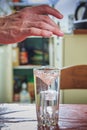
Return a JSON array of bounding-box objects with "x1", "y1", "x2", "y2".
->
[
  {"x1": 9, "y1": 5, "x2": 64, "y2": 41},
  {"x1": 22, "y1": 27, "x2": 53, "y2": 37},
  {"x1": 36, "y1": 15, "x2": 58, "y2": 27},
  {"x1": 27, "y1": 21, "x2": 64, "y2": 36},
  {"x1": 16, "y1": 5, "x2": 64, "y2": 37},
  {"x1": 22, "y1": 27, "x2": 64, "y2": 37},
  {"x1": 27, "y1": 14, "x2": 58, "y2": 28},
  {"x1": 32, "y1": 5, "x2": 63, "y2": 19},
  {"x1": 22, "y1": 14, "x2": 64, "y2": 36}
]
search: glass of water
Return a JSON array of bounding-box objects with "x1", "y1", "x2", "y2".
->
[{"x1": 33, "y1": 66, "x2": 60, "y2": 126}]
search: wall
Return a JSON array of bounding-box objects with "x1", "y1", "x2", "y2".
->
[
  {"x1": 54, "y1": 0, "x2": 87, "y2": 104},
  {"x1": 55, "y1": 0, "x2": 78, "y2": 18},
  {"x1": 54, "y1": 0, "x2": 80, "y2": 33}
]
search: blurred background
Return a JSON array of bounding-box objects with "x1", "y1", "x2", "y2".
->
[{"x1": 0, "y1": 0, "x2": 87, "y2": 104}]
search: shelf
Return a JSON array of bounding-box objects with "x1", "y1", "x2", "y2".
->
[
  {"x1": 13, "y1": 65, "x2": 41, "y2": 69},
  {"x1": 9, "y1": 2, "x2": 50, "y2": 7},
  {"x1": 73, "y1": 29, "x2": 87, "y2": 34}
]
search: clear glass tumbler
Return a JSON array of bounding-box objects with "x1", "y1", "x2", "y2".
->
[{"x1": 33, "y1": 66, "x2": 60, "y2": 126}]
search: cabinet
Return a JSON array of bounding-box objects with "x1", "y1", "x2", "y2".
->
[
  {"x1": 12, "y1": 37, "x2": 52, "y2": 103},
  {"x1": 53, "y1": 34, "x2": 87, "y2": 104},
  {"x1": 0, "y1": 1, "x2": 56, "y2": 103},
  {"x1": 0, "y1": 37, "x2": 53, "y2": 103},
  {"x1": 0, "y1": 45, "x2": 13, "y2": 103}
]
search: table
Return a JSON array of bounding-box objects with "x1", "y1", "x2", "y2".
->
[{"x1": 0, "y1": 104, "x2": 87, "y2": 130}]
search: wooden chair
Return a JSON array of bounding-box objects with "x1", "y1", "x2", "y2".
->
[
  {"x1": 60, "y1": 65, "x2": 87, "y2": 89},
  {"x1": 60, "y1": 65, "x2": 87, "y2": 104}
]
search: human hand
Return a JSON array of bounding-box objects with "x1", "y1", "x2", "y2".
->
[{"x1": 0, "y1": 5, "x2": 64, "y2": 44}]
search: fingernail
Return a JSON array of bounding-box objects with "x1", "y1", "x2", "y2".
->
[
  {"x1": 58, "y1": 30, "x2": 64, "y2": 36},
  {"x1": 59, "y1": 14, "x2": 63, "y2": 19}
]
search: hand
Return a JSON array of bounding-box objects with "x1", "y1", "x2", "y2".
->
[{"x1": 0, "y1": 5, "x2": 64, "y2": 44}]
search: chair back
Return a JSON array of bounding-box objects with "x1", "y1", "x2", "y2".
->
[{"x1": 60, "y1": 65, "x2": 87, "y2": 90}]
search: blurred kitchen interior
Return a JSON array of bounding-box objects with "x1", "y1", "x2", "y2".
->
[{"x1": 0, "y1": 0, "x2": 87, "y2": 104}]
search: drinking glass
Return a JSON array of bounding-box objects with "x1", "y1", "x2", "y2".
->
[{"x1": 33, "y1": 66, "x2": 60, "y2": 126}]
